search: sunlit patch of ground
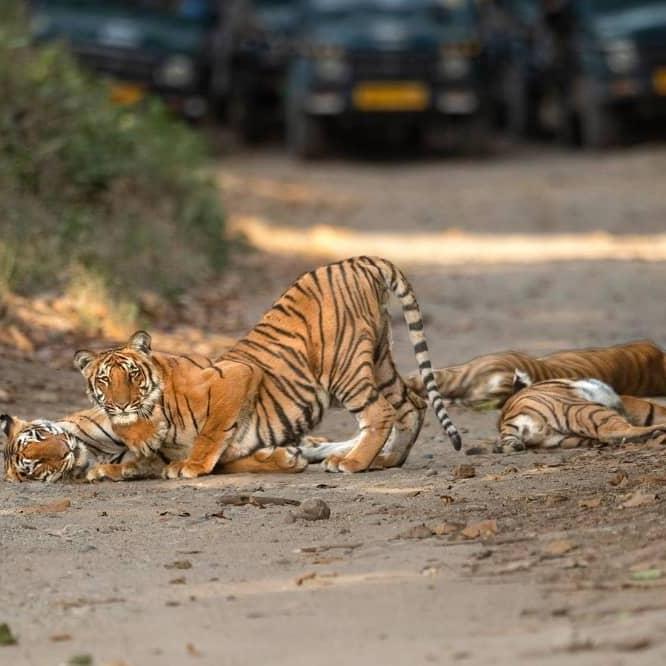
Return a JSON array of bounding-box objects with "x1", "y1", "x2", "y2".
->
[{"x1": 231, "y1": 215, "x2": 666, "y2": 265}]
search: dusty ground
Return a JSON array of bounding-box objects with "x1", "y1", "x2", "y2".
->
[{"x1": 2, "y1": 144, "x2": 666, "y2": 666}]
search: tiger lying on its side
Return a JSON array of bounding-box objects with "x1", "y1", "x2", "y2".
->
[
  {"x1": 494, "y1": 371, "x2": 666, "y2": 453},
  {"x1": 1, "y1": 409, "x2": 309, "y2": 482},
  {"x1": 68, "y1": 256, "x2": 460, "y2": 481},
  {"x1": 406, "y1": 340, "x2": 666, "y2": 408}
]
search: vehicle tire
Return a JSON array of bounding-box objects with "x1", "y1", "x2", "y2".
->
[
  {"x1": 287, "y1": 108, "x2": 327, "y2": 159},
  {"x1": 576, "y1": 78, "x2": 619, "y2": 149},
  {"x1": 502, "y1": 63, "x2": 529, "y2": 138}
]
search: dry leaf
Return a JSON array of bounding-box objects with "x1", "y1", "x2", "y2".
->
[
  {"x1": 164, "y1": 560, "x2": 192, "y2": 570},
  {"x1": 542, "y1": 539, "x2": 577, "y2": 558},
  {"x1": 440, "y1": 495, "x2": 455, "y2": 504},
  {"x1": 186, "y1": 642, "x2": 202, "y2": 657},
  {"x1": 496, "y1": 559, "x2": 534, "y2": 574},
  {"x1": 20, "y1": 498, "x2": 71, "y2": 515},
  {"x1": 609, "y1": 471, "x2": 628, "y2": 487},
  {"x1": 399, "y1": 524, "x2": 434, "y2": 539},
  {"x1": 453, "y1": 464, "x2": 476, "y2": 480},
  {"x1": 294, "y1": 571, "x2": 317, "y2": 586},
  {"x1": 49, "y1": 633, "x2": 72, "y2": 642},
  {"x1": 462, "y1": 519, "x2": 498, "y2": 540},
  {"x1": 620, "y1": 490, "x2": 659, "y2": 508},
  {"x1": 578, "y1": 497, "x2": 601, "y2": 509},
  {"x1": 431, "y1": 522, "x2": 462, "y2": 536}
]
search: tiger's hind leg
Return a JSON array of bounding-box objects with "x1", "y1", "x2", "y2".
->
[
  {"x1": 86, "y1": 454, "x2": 165, "y2": 482},
  {"x1": 370, "y1": 343, "x2": 426, "y2": 469},
  {"x1": 587, "y1": 411, "x2": 666, "y2": 446},
  {"x1": 323, "y1": 339, "x2": 396, "y2": 473},
  {"x1": 220, "y1": 446, "x2": 308, "y2": 474}
]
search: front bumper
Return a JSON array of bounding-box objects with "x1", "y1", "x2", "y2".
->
[
  {"x1": 302, "y1": 82, "x2": 481, "y2": 118},
  {"x1": 72, "y1": 44, "x2": 209, "y2": 117}
]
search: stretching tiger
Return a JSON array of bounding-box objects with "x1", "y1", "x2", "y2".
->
[
  {"x1": 1, "y1": 409, "x2": 310, "y2": 482},
  {"x1": 406, "y1": 340, "x2": 666, "y2": 408},
  {"x1": 495, "y1": 372, "x2": 666, "y2": 453},
  {"x1": 70, "y1": 256, "x2": 460, "y2": 480}
]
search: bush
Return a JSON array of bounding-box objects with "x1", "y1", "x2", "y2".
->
[{"x1": 0, "y1": 1, "x2": 226, "y2": 302}]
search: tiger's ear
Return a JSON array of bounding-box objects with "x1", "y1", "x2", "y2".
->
[
  {"x1": 0, "y1": 414, "x2": 15, "y2": 438},
  {"x1": 512, "y1": 369, "x2": 532, "y2": 393},
  {"x1": 128, "y1": 330, "x2": 151, "y2": 355},
  {"x1": 74, "y1": 350, "x2": 95, "y2": 372}
]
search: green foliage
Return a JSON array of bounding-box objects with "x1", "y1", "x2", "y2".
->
[{"x1": 0, "y1": 1, "x2": 226, "y2": 299}]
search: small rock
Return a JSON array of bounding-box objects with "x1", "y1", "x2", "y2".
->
[
  {"x1": 425, "y1": 469, "x2": 438, "y2": 477},
  {"x1": 283, "y1": 512, "x2": 296, "y2": 524},
  {"x1": 453, "y1": 464, "x2": 476, "y2": 480},
  {"x1": 169, "y1": 577, "x2": 186, "y2": 585},
  {"x1": 294, "y1": 499, "x2": 330, "y2": 521}
]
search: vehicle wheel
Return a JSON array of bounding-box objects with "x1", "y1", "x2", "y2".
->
[
  {"x1": 576, "y1": 78, "x2": 619, "y2": 149},
  {"x1": 287, "y1": 108, "x2": 327, "y2": 159},
  {"x1": 228, "y1": 89, "x2": 263, "y2": 143},
  {"x1": 502, "y1": 64, "x2": 529, "y2": 138},
  {"x1": 462, "y1": 111, "x2": 494, "y2": 156}
]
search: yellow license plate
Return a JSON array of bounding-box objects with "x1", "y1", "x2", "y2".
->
[
  {"x1": 110, "y1": 83, "x2": 145, "y2": 106},
  {"x1": 653, "y1": 68, "x2": 666, "y2": 95},
  {"x1": 353, "y1": 82, "x2": 430, "y2": 111}
]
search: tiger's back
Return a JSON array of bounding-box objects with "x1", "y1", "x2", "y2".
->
[{"x1": 408, "y1": 340, "x2": 666, "y2": 407}]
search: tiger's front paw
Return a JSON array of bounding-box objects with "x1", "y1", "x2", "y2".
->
[
  {"x1": 86, "y1": 464, "x2": 123, "y2": 482},
  {"x1": 163, "y1": 461, "x2": 207, "y2": 479},
  {"x1": 492, "y1": 438, "x2": 525, "y2": 454}
]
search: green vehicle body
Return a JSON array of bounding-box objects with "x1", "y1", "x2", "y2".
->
[
  {"x1": 29, "y1": 0, "x2": 226, "y2": 119},
  {"x1": 285, "y1": 0, "x2": 491, "y2": 157},
  {"x1": 539, "y1": 0, "x2": 666, "y2": 146}
]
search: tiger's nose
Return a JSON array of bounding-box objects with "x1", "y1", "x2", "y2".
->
[{"x1": 116, "y1": 400, "x2": 130, "y2": 410}]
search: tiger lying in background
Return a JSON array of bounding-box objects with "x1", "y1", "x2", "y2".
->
[
  {"x1": 1, "y1": 410, "x2": 309, "y2": 482},
  {"x1": 494, "y1": 371, "x2": 666, "y2": 453},
  {"x1": 65, "y1": 256, "x2": 459, "y2": 481},
  {"x1": 406, "y1": 340, "x2": 666, "y2": 408}
]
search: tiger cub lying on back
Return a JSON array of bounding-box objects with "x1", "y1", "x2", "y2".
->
[
  {"x1": 68, "y1": 256, "x2": 460, "y2": 481},
  {"x1": 1, "y1": 410, "x2": 308, "y2": 482},
  {"x1": 406, "y1": 340, "x2": 666, "y2": 408},
  {"x1": 494, "y1": 372, "x2": 666, "y2": 453}
]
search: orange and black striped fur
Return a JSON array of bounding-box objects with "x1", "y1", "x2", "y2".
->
[
  {"x1": 1, "y1": 409, "x2": 312, "y2": 482},
  {"x1": 72, "y1": 257, "x2": 460, "y2": 480},
  {"x1": 495, "y1": 373, "x2": 666, "y2": 453},
  {"x1": 407, "y1": 340, "x2": 666, "y2": 408}
]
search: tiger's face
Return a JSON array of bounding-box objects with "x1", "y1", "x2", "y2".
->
[
  {"x1": 74, "y1": 330, "x2": 163, "y2": 425},
  {"x1": 1, "y1": 415, "x2": 87, "y2": 482}
]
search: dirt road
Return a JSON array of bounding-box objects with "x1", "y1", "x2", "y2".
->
[{"x1": 2, "y1": 144, "x2": 666, "y2": 666}]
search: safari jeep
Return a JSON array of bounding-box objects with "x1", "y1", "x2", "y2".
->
[
  {"x1": 29, "y1": 0, "x2": 228, "y2": 120},
  {"x1": 285, "y1": 0, "x2": 492, "y2": 157},
  {"x1": 537, "y1": 0, "x2": 666, "y2": 147}
]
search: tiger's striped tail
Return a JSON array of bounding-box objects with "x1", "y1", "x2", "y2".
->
[{"x1": 372, "y1": 257, "x2": 462, "y2": 451}]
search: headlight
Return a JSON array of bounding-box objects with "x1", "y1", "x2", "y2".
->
[
  {"x1": 314, "y1": 56, "x2": 349, "y2": 82},
  {"x1": 438, "y1": 54, "x2": 471, "y2": 79},
  {"x1": 604, "y1": 40, "x2": 638, "y2": 74},
  {"x1": 155, "y1": 55, "x2": 195, "y2": 88}
]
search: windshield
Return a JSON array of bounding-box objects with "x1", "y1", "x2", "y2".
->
[
  {"x1": 586, "y1": 0, "x2": 664, "y2": 14},
  {"x1": 37, "y1": 0, "x2": 217, "y2": 19},
  {"x1": 304, "y1": 0, "x2": 475, "y2": 24}
]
